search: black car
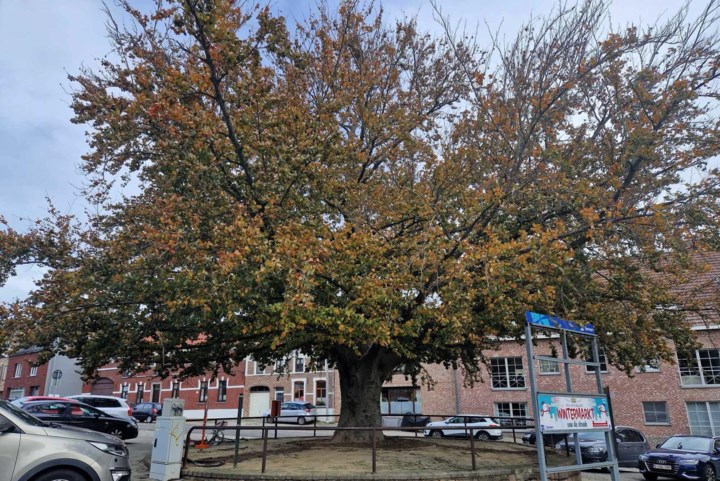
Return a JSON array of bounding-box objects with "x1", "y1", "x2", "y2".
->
[
  {"x1": 639, "y1": 435, "x2": 720, "y2": 481},
  {"x1": 132, "y1": 402, "x2": 163, "y2": 422},
  {"x1": 21, "y1": 400, "x2": 139, "y2": 440},
  {"x1": 522, "y1": 431, "x2": 570, "y2": 446},
  {"x1": 555, "y1": 426, "x2": 650, "y2": 467}
]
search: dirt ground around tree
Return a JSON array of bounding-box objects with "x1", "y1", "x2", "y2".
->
[{"x1": 183, "y1": 436, "x2": 574, "y2": 478}]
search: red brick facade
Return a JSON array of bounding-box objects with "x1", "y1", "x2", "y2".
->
[{"x1": 3, "y1": 348, "x2": 47, "y2": 399}]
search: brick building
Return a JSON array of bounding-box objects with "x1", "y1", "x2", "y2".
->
[
  {"x1": 2, "y1": 347, "x2": 83, "y2": 400},
  {"x1": 0, "y1": 356, "x2": 8, "y2": 397},
  {"x1": 81, "y1": 362, "x2": 247, "y2": 420},
  {"x1": 243, "y1": 355, "x2": 339, "y2": 420}
]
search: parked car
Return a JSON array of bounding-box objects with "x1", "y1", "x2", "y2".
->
[
  {"x1": 0, "y1": 399, "x2": 132, "y2": 481},
  {"x1": 67, "y1": 394, "x2": 134, "y2": 419},
  {"x1": 9, "y1": 395, "x2": 72, "y2": 407},
  {"x1": 132, "y1": 402, "x2": 163, "y2": 422},
  {"x1": 21, "y1": 400, "x2": 139, "y2": 440},
  {"x1": 522, "y1": 431, "x2": 570, "y2": 446},
  {"x1": 554, "y1": 426, "x2": 650, "y2": 467},
  {"x1": 639, "y1": 435, "x2": 720, "y2": 481},
  {"x1": 423, "y1": 415, "x2": 503, "y2": 440},
  {"x1": 263, "y1": 402, "x2": 318, "y2": 425}
]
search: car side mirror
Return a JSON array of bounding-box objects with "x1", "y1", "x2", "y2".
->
[{"x1": 656, "y1": 444, "x2": 662, "y2": 448}]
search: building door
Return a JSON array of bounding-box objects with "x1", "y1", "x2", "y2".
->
[
  {"x1": 151, "y1": 383, "x2": 161, "y2": 403},
  {"x1": 248, "y1": 386, "x2": 270, "y2": 417},
  {"x1": 90, "y1": 377, "x2": 114, "y2": 396}
]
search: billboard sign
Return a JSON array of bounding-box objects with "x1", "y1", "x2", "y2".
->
[
  {"x1": 537, "y1": 393, "x2": 611, "y2": 432},
  {"x1": 525, "y1": 311, "x2": 595, "y2": 335}
]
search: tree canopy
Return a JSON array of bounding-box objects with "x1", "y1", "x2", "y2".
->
[{"x1": 1, "y1": 0, "x2": 720, "y2": 439}]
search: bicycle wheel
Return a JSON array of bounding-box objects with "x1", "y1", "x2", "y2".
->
[{"x1": 210, "y1": 429, "x2": 225, "y2": 446}]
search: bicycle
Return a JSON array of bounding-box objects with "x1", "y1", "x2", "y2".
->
[{"x1": 203, "y1": 419, "x2": 227, "y2": 446}]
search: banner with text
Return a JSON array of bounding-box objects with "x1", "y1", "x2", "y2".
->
[{"x1": 537, "y1": 393, "x2": 611, "y2": 432}]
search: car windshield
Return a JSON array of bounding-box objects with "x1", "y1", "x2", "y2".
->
[
  {"x1": 0, "y1": 400, "x2": 49, "y2": 427},
  {"x1": 660, "y1": 436, "x2": 712, "y2": 452}
]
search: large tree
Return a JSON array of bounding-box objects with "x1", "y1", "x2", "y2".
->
[{"x1": 1, "y1": 0, "x2": 720, "y2": 442}]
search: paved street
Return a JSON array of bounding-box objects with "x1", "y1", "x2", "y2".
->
[{"x1": 125, "y1": 423, "x2": 648, "y2": 481}]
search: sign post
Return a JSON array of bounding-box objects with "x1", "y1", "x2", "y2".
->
[{"x1": 525, "y1": 311, "x2": 620, "y2": 481}]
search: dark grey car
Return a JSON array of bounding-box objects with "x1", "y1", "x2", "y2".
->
[{"x1": 555, "y1": 426, "x2": 650, "y2": 467}]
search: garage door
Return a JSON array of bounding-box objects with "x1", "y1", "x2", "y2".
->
[
  {"x1": 248, "y1": 388, "x2": 270, "y2": 417},
  {"x1": 91, "y1": 377, "x2": 115, "y2": 396}
]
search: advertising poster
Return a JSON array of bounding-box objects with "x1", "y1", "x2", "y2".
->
[{"x1": 537, "y1": 393, "x2": 611, "y2": 432}]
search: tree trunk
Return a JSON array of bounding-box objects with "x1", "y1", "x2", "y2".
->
[{"x1": 332, "y1": 344, "x2": 401, "y2": 443}]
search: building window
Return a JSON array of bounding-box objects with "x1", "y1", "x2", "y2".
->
[
  {"x1": 315, "y1": 380, "x2": 327, "y2": 407},
  {"x1": 254, "y1": 361, "x2": 271, "y2": 375},
  {"x1": 687, "y1": 401, "x2": 720, "y2": 436},
  {"x1": 199, "y1": 381, "x2": 208, "y2": 403},
  {"x1": 0, "y1": 364, "x2": 6, "y2": 381},
  {"x1": 218, "y1": 380, "x2": 227, "y2": 402},
  {"x1": 494, "y1": 402, "x2": 528, "y2": 426},
  {"x1": 120, "y1": 384, "x2": 129, "y2": 399},
  {"x1": 380, "y1": 387, "x2": 422, "y2": 414},
  {"x1": 14, "y1": 363, "x2": 21, "y2": 378},
  {"x1": 136, "y1": 384, "x2": 145, "y2": 403},
  {"x1": 8, "y1": 388, "x2": 24, "y2": 400},
  {"x1": 171, "y1": 381, "x2": 180, "y2": 398},
  {"x1": 642, "y1": 401, "x2": 669, "y2": 424},
  {"x1": 679, "y1": 349, "x2": 720, "y2": 386},
  {"x1": 275, "y1": 387, "x2": 284, "y2": 402},
  {"x1": 637, "y1": 359, "x2": 661, "y2": 373},
  {"x1": 539, "y1": 357, "x2": 560, "y2": 374},
  {"x1": 29, "y1": 366, "x2": 38, "y2": 377},
  {"x1": 491, "y1": 357, "x2": 525, "y2": 389},
  {"x1": 585, "y1": 348, "x2": 608, "y2": 373},
  {"x1": 292, "y1": 380, "x2": 305, "y2": 401},
  {"x1": 294, "y1": 357, "x2": 306, "y2": 373},
  {"x1": 30, "y1": 386, "x2": 40, "y2": 396}
]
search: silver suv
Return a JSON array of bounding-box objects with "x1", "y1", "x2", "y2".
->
[{"x1": 0, "y1": 400, "x2": 131, "y2": 481}]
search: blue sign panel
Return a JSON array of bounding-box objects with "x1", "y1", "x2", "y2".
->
[{"x1": 525, "y1": 311, "x2": 595, "y2": 335}]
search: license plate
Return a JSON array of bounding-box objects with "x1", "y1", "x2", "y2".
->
[{"x1": 653, "y1": 464, "x2": 672, "y2": 471}]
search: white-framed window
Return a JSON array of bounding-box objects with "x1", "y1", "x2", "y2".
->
[
  {"x1": 585, "y1": 348, "x2": 608, "y2": 373},
  {"x1": 294, "y1": 357, "x2": 306, "y2": 373},
  {"x1": 539, "y1": 358, "x2": 560, "y2": 374},
  {"x1": 136, "y1": 383, "x2": 145, "y2": 403},
  {"x1": 120, "y1": 383, "x2": 129, "y2": 399},
  {"x1": 171, "y1": 381, "x2": 180, "y2": 398},
  {"x1": 275, "y1": 387, "x2": 284, "y2": 402},
  {"x1": 199, "y1": 380, "x2": 208, "y2": 402},
  {"x1": 687, "y1": 401, "x2": 720, "y2": 436},
  {"x1": 0, "y1": 364, "x2": 6, "y2": 381},
  {"x1": 217, "y1": 380, "x2": 227, "y2": 402},
  {"x1": 315, "y1": 380, "x2": 327, "y2": 407},
  {"x1": 29, "y1": 366, "x2": 38, "y2": 377},
  {"x1": 292, "y1": 380, "x2": 305, "y2": 401},
  {"x1": 494, "y1": 402, "x2": 529, "y2": 426},
  {"x1": 254, "y1": 361, "x2": 271, "y2": 375},
  {"x1": 678, "y1": 349, "x2": 720, "y2": 386},
  {"x1": 8, "y1": 388, "x2": 24, "y2": 400},
  {"x1": 14, "y1": 363, "x2": 22, "y2": 378},
  {"x1": 490, "y1": 357, "x2": 525, "y2": 389},
  {"x1": 30, "y1": 386, "x2": 40, "y2": 396},
  {"x1": 642, "y1": 401, "x2": 669, "y2": 424}
]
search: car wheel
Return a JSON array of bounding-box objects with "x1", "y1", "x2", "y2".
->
[
  {"x1": 475, "y1": 431, "x2": 491, "y2": 441},
  {"x1": 704, "y1": 465, "x2": 716, "y2": 481},
  {"x1": 108, "y1": 427, "x2": 125, "y2": 439},
  {"x1": 297, "y1": 416, "x2": 307, "y2": 425},
  {"x1": 431, "y1": 430, "x2": 443, "y2": 438},
  {"x1": 642, "y1": 473, "x2": 658, "y2": 481},
  {"x1": 33, "y1": 468, "x2": 86, "y2": 481}
]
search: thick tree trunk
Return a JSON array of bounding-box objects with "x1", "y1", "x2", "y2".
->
[{"x1": 332, "y1": 344, "x2": 401, "y2": 443}]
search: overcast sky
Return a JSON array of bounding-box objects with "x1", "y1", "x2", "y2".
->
[{"x1": 0, "y1": 0, "x2": 708, "y2": 301}]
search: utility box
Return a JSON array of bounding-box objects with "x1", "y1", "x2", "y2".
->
[{"x1": 150, "y1": 398, "x2": 186, "y2": 481}]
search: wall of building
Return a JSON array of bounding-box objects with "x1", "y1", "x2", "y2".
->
[
  {"x1": 0, "y1": 357, "x2": 8, "y2": 398},
  {"x1": 3, "y1": 348, "x2": 48, "y2": 399}
]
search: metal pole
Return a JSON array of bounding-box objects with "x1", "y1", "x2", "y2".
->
[
  {"x1": 525, "y1": 321, "x2": 547, "y2": 481},
  {"x1": 233, "y1": 394, "x2": 244, "y2": 468},
  {"x1": 470, "y1": 428, "x2": 476, "y2": 470},
  {"x1": 562, "y1": 331, "x2": 581, "y2": 465},
  {"x1": 371, "y1": 428, "x2": 377, "y2": 474},
  {"x1": 261, "y1": 425, "x2": 269, "y2": 473},
  {"x1": 325, "y1": 360, "x2": 330, "y2": 422}
]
